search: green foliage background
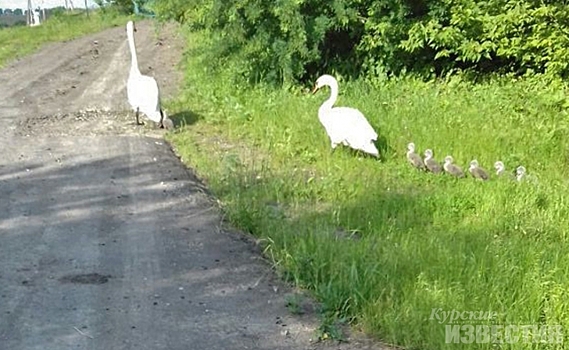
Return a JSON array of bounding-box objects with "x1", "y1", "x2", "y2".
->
[{"x1": 146, "y1": 0, "x2": 569, "y2": 85}]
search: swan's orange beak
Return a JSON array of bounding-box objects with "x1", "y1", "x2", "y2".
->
[{"x1": 311, "y1": 85, "x2": 319, "y2": 94}]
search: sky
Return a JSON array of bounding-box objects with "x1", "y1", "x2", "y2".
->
[{"x1": 0, "y1": 0, "x2": 98, "y2": 9}]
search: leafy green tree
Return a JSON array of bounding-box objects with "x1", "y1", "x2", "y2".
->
[
  {"x1": 153, "y1": 0, "x2": 569, "y2": 84},
  {"x1": 94, "y1": 0, "x2": 134, "y2": 14}
]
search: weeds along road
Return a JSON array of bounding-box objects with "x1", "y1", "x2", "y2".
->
[{"x1": 0, "y1": 21, "x2": 382, "y2": 350}]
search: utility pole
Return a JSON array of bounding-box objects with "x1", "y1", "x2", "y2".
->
[
  {"x1": 85, "y1": 0, "x2": 89, "y2": 17},
  {"x1": 26, "y1": 0, "x2": 32, "y2": 26}
]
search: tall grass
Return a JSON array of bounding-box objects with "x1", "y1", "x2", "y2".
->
[
  {"x1": 166, "y1": 31, "x2": 569, "y2": 349},
  {"x1": 0, "y1": 10, "x2": 131, "y2": 68}
]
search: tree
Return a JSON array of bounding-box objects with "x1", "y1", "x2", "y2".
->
[
  {"x1": 13, "y1": 8, "x2": 23, "y2": 15},
  {"x1": 153, "y1": 0, "x2": 569, "y2": 84},
  {"x1": 94, "y1": 0, "x2": 129, "y2": 13}
]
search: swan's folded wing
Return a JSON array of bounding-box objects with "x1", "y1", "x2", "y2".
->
[
  {"x1": 136, "y1": 75, "x2": 162, "y2": 122},
  {"x1": 333, "y1": 107, "x2": 378, "y2": 140}
]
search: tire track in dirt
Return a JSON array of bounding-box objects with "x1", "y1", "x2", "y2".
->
[{"x1": 76, "y1": 40, "x2": 129, "y2": 111}]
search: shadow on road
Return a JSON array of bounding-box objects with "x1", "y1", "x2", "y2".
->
[{"x1": 0, "y1": 135, "x2": 341, "y2": 350}]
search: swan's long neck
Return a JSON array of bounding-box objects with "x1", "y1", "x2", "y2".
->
[
  {"x1": 127, "y1": 29, "x2": 140, "y2": 76},
  {"x1": 319, "y1": 80, "x2": 338, "y2": 113}
]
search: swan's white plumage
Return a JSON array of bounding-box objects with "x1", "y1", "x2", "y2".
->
[
  {"x1": 126, "y1": 21, "x2": 164, "y2": 125},
  {"x1": 313, "y1": 75, "x2": 379, "y2": 157}
]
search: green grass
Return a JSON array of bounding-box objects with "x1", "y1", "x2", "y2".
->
[
  {"x1": 0, "y1": 10, "x2": 131, "y2": 68},
  {"x1": 166, "y1": 31, "x2": 569, "y2": 349}
]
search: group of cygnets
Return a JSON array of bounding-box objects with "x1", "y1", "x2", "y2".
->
[
  {"x1": 406, "y1": 142, "x2": 527, "y2": 181},
  {"x1": 307, "y1": 75, "x2": 528, "y2": 183}
]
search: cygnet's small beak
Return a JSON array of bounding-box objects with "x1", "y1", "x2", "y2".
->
[{"x1": 311, "y1": 85, "x2": 319, "y2": 94}]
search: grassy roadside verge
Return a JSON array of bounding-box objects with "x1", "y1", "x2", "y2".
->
[
  {"x1": 0, "y1": 10, "x2": 130, "y2": 68},
  {"x1": 166, "y1": 30, "x2": 569, "y2": 349}
]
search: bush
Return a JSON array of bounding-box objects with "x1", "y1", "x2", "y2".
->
[
  {"x1": 94, "y1": 0, "x2": 134, "y2": 15},
  {"x1": 155, "y1": 0, "x2": 569, "y2": 85},
  {"x1": 181, "y1": 0, "x2": 374, "y2": 85},
  {"x1": 398, "y1": 0, "x2": 569, "y2": 78},
  {"x1": 151, "y1": 0, "x2": 206, "y2": 24}
]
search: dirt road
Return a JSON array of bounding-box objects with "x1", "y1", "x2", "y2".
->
[{"x1": 0, "y1": 21, "x2": 381, "y2": 350}]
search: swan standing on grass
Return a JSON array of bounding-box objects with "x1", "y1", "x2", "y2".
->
[
  {"x1": 494, "y1": 161, "x2": 506, "y2": 176},
  {"x1": 516, "y1": 166, "x2": 526, "y2": 182},
  {"x1": 443, "y1": 156, "x2": 465, "y2": 178},
  {"x1": 312, "y1": 74, "x2": 379, "y2": 157},
  {"x1": 495, "y1": 160, "x2": 516, "y2": 180},
  {"x1": 424, "y1": 148, "x2": 442, "y2": 173},
  {"x1": 126, "y1": 21, "x2": 172, "y2": 129},
  {"x1": 469, "y1": 160, "x2": 489, "y2": 181},
  {"x1": 406, "y1": 142, "x2": 425, "y2": 170}
]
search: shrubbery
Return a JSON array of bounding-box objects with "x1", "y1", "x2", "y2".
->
[
  {"x1": 94, "y1": 0, "x2": 134, "y2": 15},
  {"x1": 154, "y1": 0, "x2": 569, "y2": 85}
]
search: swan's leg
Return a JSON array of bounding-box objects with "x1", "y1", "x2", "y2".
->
[
  {"x1": 135, "y1": 107, "x2": 143, "y2": 126},
  {"x1": 158, "y1": 109, "x2": 164, "y2": 129}
]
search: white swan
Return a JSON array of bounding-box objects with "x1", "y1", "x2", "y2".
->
[
  {"x1": 126, "y1": 21, "x2": 172, "y2": 129},
  {"x1": 312, "y1": 75, "x2": 379, "y2": 157},
  {"x1": 516, "y1": 166, "x2": 526, "y2": 182},
  {"x1": 494, "y1": 161, "x2": 506, "y2": 176}
]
